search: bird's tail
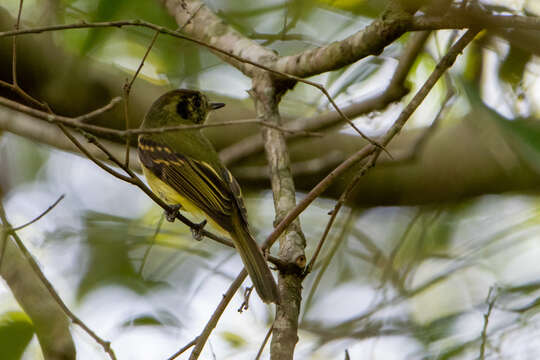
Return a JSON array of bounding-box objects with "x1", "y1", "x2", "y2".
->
[{"x1": 231, "y1": 214, "x2": 279, "y2": 304}]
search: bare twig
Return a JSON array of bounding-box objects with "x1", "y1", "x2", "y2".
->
[
  {"x1": 303, "y1": 192, "x2": 359, "y2": 277},
  {"x1": 0, "y1": 201, "x2": 118, "y2": 360},
  {"x1": 122, "y1": 30, "x2": 159, "y2": 168},
  {"x1": 255, "y1": 322, "x2": 274, "y2": 360},
  {"x1": 480, "y1": 286, "x2": 498, "y2": 359},
  {"x1": 220, "y1": 29, "x2": 429, "y2": 166},
  {"x1": 231, "y1": 151, "x2": 343, "y2": 180},
  {"x1": 187, "y1": 269, "x2": 248, "y2": 360},
  {"x1": 77, "y1": 97, "x2": 122, "y2": 123},
  {"x1": 11, "y1": 0, "x2": 24, "y2": 86},
  {"x1": 382, "y1": 92, "x2": 455, "y2": 164},
  {"x1": 0, "y1": 19, "x2": 382, "y2": 147},
  {"x1": 0, "y1": 97, "x2": 321, "y2": 139},
  {"x1": 302, "y1": 210, "x2": 355, "y2": 317},
  {"x1": 11, "y1": 194, "x2": 65, "y2": 231},
  {"x1": 0, "y1": 228, "x2": 7, "y2": 272},
  {"x1": 119, "y1": 0, "x2": 203, "y2": 167},
  {"x1": 237, "y1": 285, "x2": 254, "y2": 313},
  {"x1": 167, "y1": 337, "x2": 198, "y2": 360},
  {"x1": 57, "y1": 125, "x2": 134, "y2": 183},
  {"x1": 1, "y1": 3, "x2": 51, "y2": 113},
  {"x1": 302, "y1": 30, "x2": 480, "y2": 279},
  {"x1": 138, "y1": 213, "x2": 164, "y2": 276}
]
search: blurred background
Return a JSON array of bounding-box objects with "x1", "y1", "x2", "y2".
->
[{"x1": 1, "y1": 0, "x2": 540, "y2": 359}]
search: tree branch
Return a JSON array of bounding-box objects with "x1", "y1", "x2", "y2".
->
[{"x1": 0, "y1": 201, "x2": 114, "y2": 360}]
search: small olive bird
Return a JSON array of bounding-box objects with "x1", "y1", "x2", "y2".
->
[{"x1": 138, "y1": 89, "x2": 279, "y2": 304}]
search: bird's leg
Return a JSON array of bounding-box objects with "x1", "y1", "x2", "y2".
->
[
  {"x1": 191, "y1": 219, "x2": 207, "y2": 241},
  {"x1": 165, "y1": 204, "x2": 182, "y2": 222}
]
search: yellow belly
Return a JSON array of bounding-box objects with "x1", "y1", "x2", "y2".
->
[{"x1": 142, "y1": 165, "x2": 229, "y2": 235}]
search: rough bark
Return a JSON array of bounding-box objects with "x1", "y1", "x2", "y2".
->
[
  {"x1": 251, "y1": 73, "x2": 305, "y2": 359},
  {"x1": 0, "y1": 235, "x2": 76, "y2": 360}
]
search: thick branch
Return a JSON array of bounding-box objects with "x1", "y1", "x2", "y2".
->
[
  {"x1": 159, "y1": 0, "x2": 277, "y2": 77},
  {"x1": 220, "y1": 30, "x2": 429, "y2": 165},
  {"x1": 251, "y1": 74, "x2": 306, "y2": 360},
  {"x1": 0, "y1": 236, "x2": 76, "y2": 359}
]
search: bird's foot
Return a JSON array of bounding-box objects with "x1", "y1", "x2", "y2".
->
[
  {"x1": 165, "y1": 204, "x2": 182, "y2": 222},
  {"x1": 191, "y1": 219, "x2": 207, "y2": 241}
]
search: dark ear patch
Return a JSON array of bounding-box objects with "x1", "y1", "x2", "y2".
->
[
  {"x1": 176, "y1": 99, "x2": 189, "y2": 119},
  {"x1": 193, "y1": 95, "x2": 201, "y2": 109}
]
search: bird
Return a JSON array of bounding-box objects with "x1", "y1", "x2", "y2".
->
[{"x1": 137, "y1": 89, "x2": 279, "y2": 304}]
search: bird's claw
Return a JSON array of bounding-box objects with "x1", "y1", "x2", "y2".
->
[
  {"x1": 191, "y1": 219, "x2": 207, "y2": 241},
  {"x1": 165, "y1": 204, "x2": 182, "y2": 222}
]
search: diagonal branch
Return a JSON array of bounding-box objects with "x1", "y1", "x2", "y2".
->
[
  {"x1": 220, "y1": 30, "x2": 431, "y2": 165},
  {"x1": 10, "y1": 194, "x2": 65, "y2": 232},
  {"x1": 0, "y1": 202, "x2": 116, "y2": 360}
]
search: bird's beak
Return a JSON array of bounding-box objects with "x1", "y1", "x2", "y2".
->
[{"x1": 209, "y1": 102, "x2": 225, "y2": 110}]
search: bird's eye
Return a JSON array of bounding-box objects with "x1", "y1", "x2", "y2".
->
[
  {"x1": 193, "y1": 96, "x2": 201, "y2": 109},
  {"x1": 176, "y1": 99, "x2": 189, "y2": 119}
]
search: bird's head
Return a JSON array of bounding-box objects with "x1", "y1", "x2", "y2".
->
[{"x1": 143, "y1": 89, "x2": 225, "y2": 127}]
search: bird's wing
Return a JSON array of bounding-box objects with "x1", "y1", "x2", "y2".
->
[{"x1": 138, "y1": 137, "x2": 240, "y2": 231}]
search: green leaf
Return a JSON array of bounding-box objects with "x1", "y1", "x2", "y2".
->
[
  {"x1": 121, "y1": 310, "x2": 181, "y2": 328},
  {"x1": 220, "y1": 331, "x2": 247, "y2": 348},
  {"x1": 0, "y1": 311, "x2": 35, "y2": 360},
  {"x1": 76, "y1": 211, "x2": 162, "y2": 300},
  {"x1": 80, "y1": 0, "x2": 125, "y2": 55},
  {"x1": 413, "y1": 313, "x2": 457, "y2": 345},
  {"x1": 499, "y1": 45, "x2": 531, "y2": 89},
  {"x1": 462, "y1": 81, "x2": 540, "y2": 171}
]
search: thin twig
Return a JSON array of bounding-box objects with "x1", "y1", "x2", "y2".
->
[
  {"x1": 380, "y1": 210, "x2": 423, "y2": 290},
  {"x1": 254, "y1": 321, "x2": 274, "y2": 360},
  {"x1": 0, "y1": 228, "x2": 8, "y2": 272},
  {"x1": 167, "y1": 337, "x2": 198, "y2": 360},
  {"x1": 303, "y1": 193, "x2": 359, "y2": 276},
  {"x1": 237, "y1": 285, "x2": 253, "y2": 313},
  {"x1": 0, "y1": 19, "x2": 382, "y2": 147},
  {"x1": 187, "y1": 269, "x2": 248, "y2": 360},
  {"x1": 0, "y1": 97, "x2": 321, "y2": 138},
  {"x1": 77, "y1": 97, "x2": 122, "y2": 123},
  {"x1": 1, "y1": 8, "x2": 50, "y2": 113},
  {"x1": 219, "y1": 31, "x2": 426, "y2": 166},
  {"x1": 480, "y1": 286, "x2": 498, "y2": 359},
  {"x1": 268, "y1": 29, "x2": 480, "y2": 265},
  {"x1": 0, "y1": 201, "x2": 117, "y2": 360},
  {"x1": 122, "y1": 30, "x2": 160, "y2": 168},
  {"x1": 303, "y1": 30, "x2": 477, "y2": 277},
  {"x1": 302, "y1": 210, "x2": 355, "y2": 318},
  {"x1": 138, "y1": 213, "x2": 164, "y2": 276},
  {"x1": 57, "y1": 125, "x2": 134, "y2": 183},
  {"x1": 308, "y1": 30, "x2": 480, "y2": 260},
  {"x1": 11, "y1": 194, "x2": 65, "y2": 231},
  {"x1": 11, "y1": 0, "x2": 24, "y2": 86},
  {"x1": 384, "y1": 92, "x2": 455, "y2": 164}
]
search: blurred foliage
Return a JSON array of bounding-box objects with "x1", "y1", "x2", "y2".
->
[
  {"x1": 0, "y1": 135, "x2": 49, "y2": 190},
  {"x1": 121, "y1": 310, "x2": 182, "y2": 328},
  {"x1": 75, "y1": 211, "x2": 162, "y2": 300},
  {"x1": 72, "y1": 210, "x2": 219, "y2": 301},
  {"x1": 220, "y1": 330, "x2": 248, "y2": 348},
  {"x1": 499, "y1": 45, "x2": 532, "y2": 89},
  {"x1": 0, "y1": 311, "x2": 34, "y2": 360}
]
